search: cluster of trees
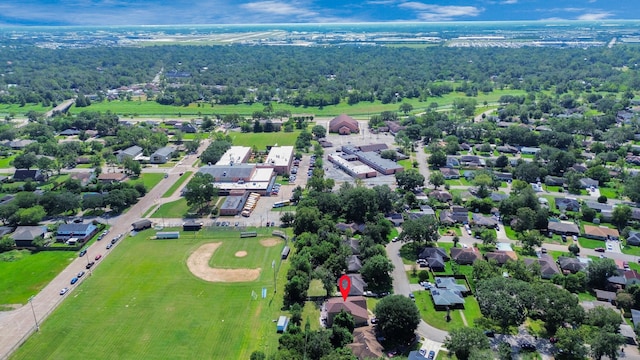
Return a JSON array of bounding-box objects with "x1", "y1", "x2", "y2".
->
[
  {"x1": 199, "y1": 135, "x2": 232, "y2": 165},
  {"x1": 4, "y1": 45, "x2": 640, "y2": 109}
]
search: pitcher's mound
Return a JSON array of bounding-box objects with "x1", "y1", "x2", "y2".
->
[
  {"x1": 187, "y1": 243, "x2": 260, "y2": 282},
  {"x1": 235, "y1": 251, "x2": 247, "y2": 257},
  {"x1": 260, "y1": 238, "x2": 282, "y2": 247}
]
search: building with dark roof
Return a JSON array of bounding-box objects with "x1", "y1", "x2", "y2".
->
[
  {"x1": 430, "y1": 190, "x2": 453, "y2": 203},
  {"x1": 557, "y1": 256, "x2": 586, "y2": 274},
  {"x1": 347, "y1": 255, "x2": 363, "y2": 273},
  {"x1": 13, "y1": 169, "x2": 43, "y2": 182},
  {"x1": 12, "y1": 226, "x2": 47, "y2": 247},
  {"x1": 219, "y1": 194, "x2": 248, "y2": 216},
  {"x1": 471, "y1": 214, "x2": 498, "y2": 229},
  {"x1": 357, "y1": 143, "x2": 388, "y2": 153},
  {"x1": 627, "y1": 231, "x2": 640, "y2": 246},
  {"x1": 484, "y1": 251, "x2": 518, "y2": 265},
  {"x1": 548, "y1": 221, "x2": 580, "y2": 235},
  {"x1": 440, "y1": 167, "x2": 460, "y2": 179},
  {"x1": 329, "y1": 114, "x2": 359, "y2": 135},
  {"x1": 555, "y1": 197, "x2": 581, "y2": 212},
  {"x1": 347, "y1": 274, "x2": 367, "y2": 296},
  {"x1": 523, "y1": 254, "x2": 560, "y2": 279},
  {"x1": 450, "y1": 247, "x2": 481, "y2": 265}
]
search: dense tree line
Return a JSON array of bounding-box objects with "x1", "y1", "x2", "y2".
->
[{"x1": 3, "y1": 45, "x2": 640, "y2": 108}]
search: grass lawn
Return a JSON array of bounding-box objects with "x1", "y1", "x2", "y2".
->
[
  {"x1": 414, "y1": 289, "x2": 482, "y2": 332},
  {"x1": 621, "y1": 244, "x2": 640, "y2": 257},
  {"x1": 161, "y1": 171, "x2": 192, "y2": 198},
  {"x1": 229, "y1": 130, "x2": 301, "y2": 150},
  {"x1": 398, "y1": 159, "x2": 413, "y2": 170},
  {"x1": 0, "y1": 154, "x2": 17, "y2": 169},
  {"x1": 12, "y1": 227, "x2": 291, "y2": 360},
  {"x1": 503, "y1": 225, "x2": 518, "y2": 240},
  {"x1": 0, "y1": 250, "x2": 75, "y2": 306},
  {"x1": 126, "y1": 173, "x2": 165, "y2": 191},
  {"x1": 598, "y1": 187, "x2": 619, "y2": 199},
  {"x1": 302, "y1": 301, "x2": 322, "y2": 331},
  {"x1": 578, "y1": 237, "x2": 605, "y2": 249},
  {"x1": 439, "y1": 226, "x2": 461, "y2": 236},
  {"x1": 151, "y1": 198, "x2": 190, "y2": 218}
]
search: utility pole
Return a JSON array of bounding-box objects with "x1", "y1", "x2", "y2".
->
[{"x1": 28, "y1": 295, "x2": 39, "y2": 332}]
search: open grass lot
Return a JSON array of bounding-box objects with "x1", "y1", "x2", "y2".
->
[
  {"x1": 578, "y1": 237, "x2": 605, "y2": 249},
  {"x1": 0, "y1": 250, "x2": 74, "y2": 306},
  {"x1": 229, "y1": 130, "x2": 301, "y2": 149},
  {"x1": 0, "y1": 154, "x2": 16, "y2": 169},
  {"x1": 150, "y1": 198, "x2": 190, "y2": 218},
  {"x1": 126, "y1": 172, "x2": 165, "y2": 191},
  {"x1": 0, "y1": 103, "x2": 51, "y2": 116},
  {"x1": 161, "y1": 171, "x2": 192, "y2": 198},
  {"x1": 12, "y1": 227, "x2": 291, "y2": 360}
]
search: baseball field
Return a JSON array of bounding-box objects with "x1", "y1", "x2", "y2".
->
[{"x1": 11, "y1": 227, "x2": 291, "y2": 359}]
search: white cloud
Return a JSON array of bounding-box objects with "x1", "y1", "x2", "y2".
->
[
  {"x1": 501, "y1": 0, "x2": 518, "y2": 4},
  {"x1": 577, "y1": 12, "x2": 612, "y2": 20},
  {"x1": 399, "y1": 2, "x2": 482, "y2": 21},
  {"x1": 240, "y1": 1, "x2": 318, "y2": 19},
  {"x1": 366, "y1": 0, "x2": 399, "y2": 4}
]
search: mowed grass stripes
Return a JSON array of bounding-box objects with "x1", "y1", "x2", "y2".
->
[{"x1": 12, "y1": 228, "x2": 290, "y2": 360}]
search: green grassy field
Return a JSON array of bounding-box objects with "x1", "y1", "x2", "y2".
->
[
  {"x1": 0, "y1": 154, "x2": 17, "y2": 169},
  {"x1": 0, "y1": 250, "x2": 75, "y2": 306},
  {"x1": 229, "y1": 130, "x2": 301, "y2": 149},
  {"x1": 12, "y1": 228, "x2": 291, "y2": 360},
  {"x1": 161, "y1": 171, "x2": 193, "y2": 198},
  {"x1": 578, "y1": 237, "x2": 605, "y2": 249},
  {"x1": 126, "y1": 172, "x2": 165, "y2": 191},
  {"x1": 151, "y1": 198, "x2": 190, "y2": 218}
]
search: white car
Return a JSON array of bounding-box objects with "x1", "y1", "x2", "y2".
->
[{"x1": 60, "y1": 287, "x2": 69, "y2": 295}]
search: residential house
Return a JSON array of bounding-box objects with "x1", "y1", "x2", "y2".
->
[
  {"x1": 430, "y1": 288, "x2": 465, "y2": 309},
  {"x1": 490, "y1": 192, "x2": 508, "y2": 202},
  {"x1": 545, "y1": 176, "x2": 566, "y2": 187},
  {"x1": 12, "y1": 169, "x2": 44, "y2": 182},
  {"x1": 484, "y1": 251, "x2": 518, "y2": 265},
  {"x1": 557, "y1": 256, "x2": 586, "y2": 274},
  {"x1": 347, "y1": 274, "x2": 367, "y2": 296},
  {"x1": 3, "y1": 139, "x2": 35, "y2": 149},
  {"x1": 435, "y1": 277, "x2": 470, "y2": 293},
  {"x1": 579, "y1": 178, "x2": 599, "y2": 188},
  {"x1": 632, "y1": 309, "x2": 640, "y2": 326},
  {"x1": 116, "y1": 145, "x2": 143, "y2": 163},
  {"x1": 569, "y1": 164, "x2": 587, "y2": 173},
  {"x1": 459, "y1": 155, "x2": 484, "y2": 167},
  {"x1": 69, "y1": 171, "x2": 95, "y2": 186},
  {"x1": 627, "y1": 231, "x2": 640, "y2": 246},
  {"x1": 408, "y1": 351, "x2": 428, "y2": 360},
  {"x1": 459, "y1": 143, "x2": 471, "y2": 151},
  {"x1": 520, "y1": 147, "x2": 541, "y2": 155},
  {"x1": 471, "y1": 214, "x2": 498, "y2": 229},
  {"x1": 325, "y1": 296, "x2": 369, "y2": 327},
  {"x1": 608, "y1": 273, "x2": 627, "y2": 289},
  {"x1": 625, "y1": 270, "x2": 640, "y2": 286},
  {"x1": 496, "y1": 144, "x2": 519, "y2": 154},
  {"x1": 385, "y1": 121, "x2": 405, "y2": 135},
  {"x1": 429, "y1": 190, "x2": 452, "y2": 202},
  {"x1": 595, "y1": 289, "x2": 617, "y2": 304},
  {"x1": 445, "y1": 156, "x2": 460, "y2": 168},
  {"x1": 181, "y1": 123, "x2": 197, "y2": 133},
  {"x1": 547, "y1": 221, "x2": 580, "y2": 236},
  {"x1": 12, "y1": 226, "x2": 47, "y2": 247},
  {"x1": 348, "y1": 327, "x2": 384, "y2": 360},
  {"x1": 385, "y1": 213, "x2": 404, "y2": 226},
  {"x1": 59, "y1": 128, "x2": 81, "y2": 136},
  {"x1": 56, "y1": 223, "x2": 98, "y2": 242},
  {"x1": 450, "y1": 247, "x2": 481, "y2": 265},
  {"x1": 98, "y1": 172, "x2": 128, "y2": 183},
  {"x1": 451, "y1": 206, "x2": 469, "y2": 223},
  {"x1": 494, "y1": 172, "x2": 513, "y2": 182},
  {"x1": 440, "y1": 167, "x2": 460, "y2": 179},
  {"x1": 419, "y1": 205, "x2": 436, "y2": 217},
  {"x1": 555, "y1": 197, "x2": 580, "y2": 212},
  {"x1": 419, "y1": 247, "x2": 449, "y2": 272},
  {"x1": 150, "y1": 146, "x2": 174, "y2": 164},
  {"x1": 347, "y1": 255, "x2": 362, "y2": 273},
  {"x1": 584, "y1": 201, "x2": 613, "y2": 213},
  {"x1": 523, "y1": 254, "x2": 560, "y2": 279},
  {"x1": 583, "y1": 225, "x2": 619, "y2": 241}
]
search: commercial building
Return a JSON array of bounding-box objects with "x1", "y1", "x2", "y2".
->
[
  {"x1": 198, "y1": 164, "x2": 277, "y2": 196},
  {"x1": 341, "y1": 145, "x2": 403, "y2": 175},
  {"x1": 215, "y1": 146, "x2": 252, "y2": 166},
  {"x1": 264, "y1": 146, "x2": 294, "y2": 175},
  {"x1": 327, "y1": 153, "x2": 377, "y2": 179},
  {"x1": 219, "y1": 193, "x2": 249, "y2": 216}
]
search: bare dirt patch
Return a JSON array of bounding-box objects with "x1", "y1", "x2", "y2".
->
[
  {"x1": 187, "y1": 243, "x2": 260, "y2": 282},
  {"x1": 235, "y1": 251, "x2": 247, "y2": 257},
  {"x1": 260, "y1": 238, "x2": 282, "y2": 247}
]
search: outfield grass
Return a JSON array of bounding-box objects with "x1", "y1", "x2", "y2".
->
[
  {"x1": 151, "y1": 198, "x2": 190, "y2": 218},
  {"x1": 229, "y1": 131, "x2": 301, "y2": 149},
  {"x1": 126, "y1": 173, "x2": 165, "y2": 191},
  {"x1": 161, "y1": 171, "x2": 192, "y2": 198},
  {"x1": 0, "y1": 250, "x2": 74, "y2": 306},
  {"x1": 12, "y1": 227, "x2": 291, "y2": 360}
]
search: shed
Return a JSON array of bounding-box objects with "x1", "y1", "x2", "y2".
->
[
  {"x1": 132, "y1": 219, "x2": 152, "y2": 231},
  {"x1": 156, "y1": 232, "x2": 180, "y2": 239},
  {"x1": 183, "y1": 220, "x2": 203, "y2": 231},
  {"x1": 281, "y1": 246, "x2": 290, "y2": 260},
  {"x1": 276, "y1": 316, "x2": 289, "y2": 333}
]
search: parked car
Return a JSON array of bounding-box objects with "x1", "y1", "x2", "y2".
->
[
  {"x1": 70, "y1": 277, "x2": 78, "y2": 285},
  {"x1": 86, "y1": 261, "x2": 95, "y2": 269},
  {"x1": 595, "y1": 247, "x2": 605, "y2": 252},
  {"x1": 77, "y1": 271, "x2": 85, "y2": 278},
  {"x1": 520, "y1": 342, "x2": 536, "y2": 351},
  {"x1": 419, "y1": 349, "x2": 426, "y2": 356},
  {"x1": 409, "y1": 293, "x2": 415, "y2": 301},
  {"x1": 79, "y1": 250, "x2": 87, "y2": 257},
  {"x1": 428, "y1": 351, "x2": 435, "y2": 360},
  {"x1": 60, "y1": 288, "x2": 69, "y2": 295},
  {"x1": 541, "y1": 247, "x2": 547, "y2": 254},
  {"x1": 106, "y1": 243, "x2": 113, "y2": 250},
  {"x1": 370, "y1": 317, "x2": 378, "y2": 324}
]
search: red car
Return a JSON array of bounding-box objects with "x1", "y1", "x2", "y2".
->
[{"x1": 95, "y1": 254, "x2": 102, "y2": 261}]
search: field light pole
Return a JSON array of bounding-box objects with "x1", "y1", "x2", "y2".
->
[
  {"x1": 28, "y1": 295, "x2": 39, "y2": 332},
  {"x1": 272, "y1": 260, "x2": 277, "y2": 293}
]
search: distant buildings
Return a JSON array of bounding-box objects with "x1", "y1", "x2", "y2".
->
[{"x1": 329, "y1": 114, "x2": 359, "y2": 135}]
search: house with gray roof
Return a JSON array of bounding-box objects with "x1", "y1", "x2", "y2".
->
[
  {"x1": 347, "y1": 255, "x2": 362, "y2": 273},
  {"x1": 520, "y1": 147, "x2": 541, "y2": 155},
  {"x1": 430, "y1": 288, "x2": 465, "y2": 309},
  {"x1": 434, "y1": 277, "x2": 469, "y2": 294},
  {"x1": 627, "y1": 231, "x2": 640, "y2": 246},
  {"x1": 471, "y1": 214, "x2": 498, "y2": 229},
  {"x1": 150, "y1": 146, "x2": 174, "y2": 164},
  {"x1": 555, "y1": 197, "x2": 580, "y2": 212},
  {"x1": 116, "y1": 145, "x2": 143, "y2": 163},
  {"x1": 579, "y1": 178, "x2": 599, "y2": 188},
  {"x1": 523, "y1": 254, "x2": 560, "y2": 279},
  {"x1": 584, "y1": 201, "x2": 613, "y2": 213},
  {"x1": 545, "y1": 176, "x2": 566, "y2": 186},
  {"x1": 557, "y1": 256, "x2": 586, "y2": 274},
  {"x1": 12, "y1": 226, "x2": 47, "y2": 247},
  {"x1": 548, "y1": 221, "x2": 580, "y2": 235}
]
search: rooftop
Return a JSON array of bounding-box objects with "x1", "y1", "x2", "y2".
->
[
  {"x1": 265, "y1": 146, "x2": 294, "y2": 167},
  {"x1": 215, "y1": 146, "x2": 251, "y2": 166}
]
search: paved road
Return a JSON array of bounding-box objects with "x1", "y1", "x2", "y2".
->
[{"x1": 0, "y1": 139, "x2": 210, "y2": 359}]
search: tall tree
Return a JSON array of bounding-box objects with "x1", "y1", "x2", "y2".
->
[
  {"x1": 395, "y1": 169, "x2": 424, "y2": 192},
  {"x1": 399, "y1": 215, "x2": 440, "y2": 246},
  {"x1": 360, "y1": 255, "x2": 394, "y2": 294},
  {"x1": 374, "y1": 295, "x2": 420, "y2": 345},
  {"x1": 444, "y1": 327, "x2": 491, "y2": 360}
]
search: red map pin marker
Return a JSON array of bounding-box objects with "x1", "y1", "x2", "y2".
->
[{"x1": 338, "y1": 275, "x2": 351, "y2": 301}]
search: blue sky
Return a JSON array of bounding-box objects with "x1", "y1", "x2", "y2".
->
[{"x1": 0, "y1": 0, "x2": 637, "y2": 26}]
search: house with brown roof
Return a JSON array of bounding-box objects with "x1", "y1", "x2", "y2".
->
[
  {"x1": 98, "y1": 172, "x2": 128, "y2": 183},
  {"x1": 583, "y1": 225, "x2": 619, "y2": 241},
  {"x1": 429, "y1": 190, "x2": 452, "y2": 202},
  {"x1": 450, "y1": 247, "x2": 481, "y2": 265},
  {"x1": 348, "y1": 327, "x2": 384, "y2": 360},
  {"x1": 523, "y1": 254, "x2": 560, "y2": 279},
  {"x1": 325, "y1": 296, "x2": 369, "y2": 327},
  {"x1": 329, "y1": 114, "x2": 359, "y2": 135},
  {"x1": 485, "y1": 251, "x2": 518, "y2": 265},
  {"x1": 625, "y1": 270, "x2": 640, "y2": 286},
  {"x1": 471, "y1": 214, "x2": 498, "y2": 229},
  {"x1": 440, "y1": 167, "x2": 460, "y2": 179},
  {"x1": 557, "y1": 256, "x2": 586, "y2": 274}
]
